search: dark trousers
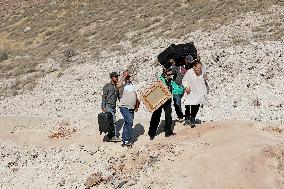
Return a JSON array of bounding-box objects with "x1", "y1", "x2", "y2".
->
[
  {"x1": 173, "y1": 94, "x2": 184, "y2": 119},
  {"x1": 185, "y1": 105, "x2": 200, "y2": 120},
  {"x1": 106, "y1": 107, "x2": 118, "y2": 138},
  {"x1": 148, "y1": 100, "x2": 172, "y2": 137}
]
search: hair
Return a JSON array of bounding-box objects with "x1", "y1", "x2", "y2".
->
[
  {"x1": 163, "y1": 67, "x2": 172, "y2": 73},
  {"x1": 193, "y1": 60, "x2": 202, "y2": 67}
]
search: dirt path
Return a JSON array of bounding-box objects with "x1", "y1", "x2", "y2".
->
[{"x1": 0, "y1": 117, "x2": 284, "y2": 188}]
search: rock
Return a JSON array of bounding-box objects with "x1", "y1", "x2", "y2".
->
[
  {"x1": 118, "y1": 180, "x2": 128, "y2": 188},
  {"x1": 63, "y1": 49, "x2": 76, "y2": 59},
  {"x1": 23, "y1": 27, "x2": 31, "y2": 33},
  {"x1": 0, "y1": 50, "x2": 8, "y2": 62},
  {"x1": 36, "y1": 58, "x2": 61, "y2": 73}
]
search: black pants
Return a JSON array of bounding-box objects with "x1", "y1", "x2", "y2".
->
[
  {"x1": 185, "y1": 105, "x2": 200, "y2": 120},
  {"x1": 148, "y1": 100, "x2": 172, "y2": 137}
]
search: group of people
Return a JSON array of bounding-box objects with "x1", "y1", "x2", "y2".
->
[{"x1": 101, "y1": 55, "x2": 208, "y2": 147}]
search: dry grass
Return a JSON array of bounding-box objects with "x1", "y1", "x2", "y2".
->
[
  {"x1": 0, "y1": 0, "x2": 283, "y2": 96},
  {"x1": 84, "y1": 172, "x2": 110, "y2": 188},
  {"x1": 262, "y1": 126, "x2": 283, "y2": 133}
]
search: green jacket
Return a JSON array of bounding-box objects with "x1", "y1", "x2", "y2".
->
[{"x1": 159, "y1": 75, "x2": 184, "y2": 95}]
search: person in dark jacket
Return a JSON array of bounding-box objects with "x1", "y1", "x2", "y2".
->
[
  {"x1": 101, "y1": 72, "x2": 121, "y2": 142},
  {"x1": 148, "y1": 68, "x2": 176, "y2": 140}
]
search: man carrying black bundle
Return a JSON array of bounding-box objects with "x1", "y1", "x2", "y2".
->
[{"x1": 148, "y1": 68, "x2": 176, "y2": 140}]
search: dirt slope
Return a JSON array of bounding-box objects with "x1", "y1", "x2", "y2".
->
[
  {"x1": 1, "y1": 117, "x2": 284, "y2": 188},
  {"x1": 0, "y1": 1, "x2": 284, "y2": 188}
]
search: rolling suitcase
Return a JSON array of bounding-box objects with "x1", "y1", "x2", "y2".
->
[{"x1": 98, "y1": 112, "x2": 114, "y2": 135}]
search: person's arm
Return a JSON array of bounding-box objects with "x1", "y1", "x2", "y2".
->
[
  {"x1": 101, "y1": 85, "x2": 108, "y2": 112},
  {"x1": 135, "y1": 95, "x2": 140, "y2": 112},
  {"x1": 116, "y1": 76, "x2": 124, "y2": 89},
  {"x1": 203, "y1": 72, "x2": 208, "y2": 81},
  {"x1": 182, "y1": 72, "x2": 191, "y2": 95},
  {"x1": 116, "y1": 70, "x2": 129, "y2": 89},
  {"x1": 185, "y1": 86, "x2": 191, "y2": 95}
]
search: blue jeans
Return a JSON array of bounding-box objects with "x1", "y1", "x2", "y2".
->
[
  {"x1": 106, "y1": 107, "x2": 118, "y2": 137},
  {"x1": 120, "y1": 107, "x2": 134, "y2": 143},
  {"x1": 173, "y1": 94, "x2": 183, "y2": 119}
]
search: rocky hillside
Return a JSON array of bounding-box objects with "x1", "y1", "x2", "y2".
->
[
  {"x1": 1, "y1": 1, "x2": 284, "y2": 189},
  {"x1": 0, "y1": 0, "x2": 283, "y2": 124}
]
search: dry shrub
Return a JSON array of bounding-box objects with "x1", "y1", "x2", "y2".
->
[
  {"x1": 0, "y1": 50, "x2": 9, "y2": 62},
  {"x1": 63, "y1": 48, "x2": 76, "y2": 58},
  {"x1": 262, "y1": 146, "x2": 284, "y2": 174},
  {"x1": 253, "y1": 99, "x2": 261, "y2": 107},
  {"x1": 261, "y1": 126, "x2": 282, "y2": 133},
  {"x1": 48, "y1": 120, "x2": 77, "y2": 139},
  {"x1": 84, "y1": 172, "x2": 110, "y2": 188}
]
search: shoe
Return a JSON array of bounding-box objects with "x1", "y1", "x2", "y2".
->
[
  {"x1": 195, "y1": 119, "x2": 202, "y2": 124},
  {"x1": 149, "y1": 136, "x2": 155, "y2": 140},
  {"x1": 110, "y1": 136, "x2": 121, "y2": 142},
  {"x1": 177, "y1": 118, "x2": 184, "y2": 122},
  {"x1": 104, "y1": 135, "x2": 112, "y2": 142},
  {"x1": 122, "y1": 141, "x2": 133, "y2": 147},
  {"x1": 165, "y1": 132, "x2": 176, "y2": 137},
  {"x1": 185, "y1": 116, "x2": 191, "y2": 120},
  {"x1": 190, "y1": 117, "x2": 196, "y2": 128},
  {"x1": 125, "y1": 142, "x2": 133, "y2": 147}
]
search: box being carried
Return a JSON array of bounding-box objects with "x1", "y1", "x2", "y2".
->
[{"x1": 140, "y1": 80, "x2": 172, "y2": 112}]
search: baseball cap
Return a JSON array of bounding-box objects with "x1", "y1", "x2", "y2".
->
[{"x1": 109, "y1": 72, "x2": 120, "y2": 78}]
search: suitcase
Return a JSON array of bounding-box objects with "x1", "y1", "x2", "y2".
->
[{"x1": 98, "y1": 112, "x2": 114, "y2": 135}]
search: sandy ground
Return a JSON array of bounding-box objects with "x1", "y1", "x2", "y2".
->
[{"x1": 1, "y1": 116, "x2": 284, "y2": 189}]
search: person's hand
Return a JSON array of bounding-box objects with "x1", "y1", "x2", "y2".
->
[
  {"x1": 203, "y1": 73, "x2": 208, "y2": 81},
  {"x1": 122, "y1": 70, "x2": 129, "y2": 78},
  {"x1": 204, "y1": 76, "x2": 208, "y2": 81},
  {"x1": 101, "y1": 108, "x2": 107, "y2": 112},
  {"x1": 185, "y1": 87, "x2": 191, "y2": 95}
]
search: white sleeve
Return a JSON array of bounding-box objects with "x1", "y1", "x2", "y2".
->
[{"x1": 182, "y1": 71, "x2": 191, "y2": 88}]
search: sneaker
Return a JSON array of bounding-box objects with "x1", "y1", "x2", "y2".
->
[
  {"x1": 122, "y1": 141, "x2": 133, "y2": 147},
  {"x1": 125, "y1": 142, "x2": 133, "y2": 147},
  {"x1": 190, "y1": 117, "x2": 196, "y2": 128},
  {"x1": 104, "y1": 135, "x2": 112, "y2": 142},
  {"x1": 110, "y1": 136, "x2": 121, "y2": 142},
  {"x1": 195, "y1": 119, "x2": 202, "y2": 124},
  {"x1": 165, "y1": 132, "x2": 176, "y2": 137},
  {"x1": 184, "y1": 116, "x2": 191, "y2": 121},
  {"x1": 177, "y1": 118, "x2": 184, "y2": 122}
]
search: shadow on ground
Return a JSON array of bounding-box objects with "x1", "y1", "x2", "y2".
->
[{"x1": 132, "y1": 123, "x2": 145, "y2": 143}]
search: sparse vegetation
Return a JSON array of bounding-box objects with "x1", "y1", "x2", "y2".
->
[
  {"x1": 0, "y1": 50, "x2": 8, "y2": 62},
  {"x1": 48, "y1": 120, "x2": 77, "y2": 139},
  {"x1": 0, "y1": 0, "x2": 283, "y2": 96}
]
